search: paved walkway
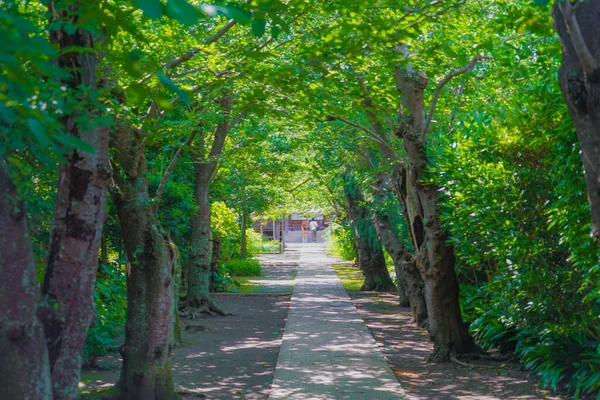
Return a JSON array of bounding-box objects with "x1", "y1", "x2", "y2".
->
[{"x1": 270, "y1": 244, "x2": 405, "y2": 400}]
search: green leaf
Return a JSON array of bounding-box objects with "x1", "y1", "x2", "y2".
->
[
  {"x1": 156, "y1": 72, "x2": 190, "y2": 105},
  {"x1": 252, "y1": 18, "x2": 266, "y2": 37},
  {"x1": 533, "y1": 0, "x2": 550, "y2": 6},
  {"x1": 134, "y1": 0, "x2": 164, "y2": 19},
  {"x1": 166, "y1": 0, "x2": 198, "y2": 26},
  {"x1": 126, "y1": 83, "x2": 148, "y2": 106},
  {"x1": 54, "y1": 133, "x2": 96, "y2": 154},
  {"x1": 27, "y1": 118, "x2": 51, "y2": 146},
  {"x1": 271, "y1": 25, "x2": 281, "y2": 39},
  {"x1": 199, "y1": 4, "x2": 252, "y2": 24},
  {"x1": 63, "y1": 23, "x2": 77, "y2": 35}
]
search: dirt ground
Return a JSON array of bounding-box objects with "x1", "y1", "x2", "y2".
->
[
  {"x1": 81, "y1": 294, "x2": 291, "y2": 400},
  {"x1": 348, "y1": 292, "x2": 566, "y2": 400}
]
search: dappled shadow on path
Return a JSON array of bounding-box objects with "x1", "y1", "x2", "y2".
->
[
  {"x1": 80, "y1": 294, "x2": 290, "y2": 400},
  {"x1": 350, "y1": 292, "x2": 565, "y2": 400},
  {"x1": 270, "y1": 245, "x2": 404, "y2": 399}
]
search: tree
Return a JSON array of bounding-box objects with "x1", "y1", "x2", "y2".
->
[
  {"x1": 553, "y1": 0, "x2": 600, "y2": 244},
  {"x1": 343, "y1": 174, "x2": 395, "y2": 291}
]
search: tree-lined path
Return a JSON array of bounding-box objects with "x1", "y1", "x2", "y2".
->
[{"x1": 270, "y1": 243, "x2": 405, "y2": 399}]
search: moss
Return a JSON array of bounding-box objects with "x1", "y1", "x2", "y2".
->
[{"x1": 332, "y1": 263, "x2": 364, "y2": 292}]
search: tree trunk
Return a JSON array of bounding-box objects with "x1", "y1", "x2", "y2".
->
[
  {"x1": 344, "y1": 181, "x2": 395, "y2": 292},
  {"x1": 240, "y1": 209, "x2": 248, "y2": 259},
  {"x1": 393, "y1": 64, "x2": 478, "y2": 361},
  {"x1": 371, "y1": 172, "x2": 427, "y2": 324},
  {"x1": 553, "y1": 0, "x2": 600, "y2": 243},
  {"x1": 187, "y1": 166, "x2": 220, "y2": 314},
  {"x1": 209, "y1": 235, "x2": 221, "y2": 292},
  {"x1": 42, "y1": 5, "x2": 111, "y2": 398},
  {"x1": 0, "y1": 159, "x2": 52, "y2": 400},
  {"x1": 371, "y1": 212, "x2": 428, "y2": 326},
  {"x1": 113, "y1": 126, "x2": 178, "y2": 400}
]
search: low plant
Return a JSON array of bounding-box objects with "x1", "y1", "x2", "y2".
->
[{"x1": 225, "y1": 258, "x2": 262, "y2": 277}]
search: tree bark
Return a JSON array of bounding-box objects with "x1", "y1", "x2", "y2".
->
[
  {"x1": 42, "y1": 5, "x2": 111, "y2": 398},
  {"x1": 187, "y1": 167, "x2": 215, "y2": 313},
  {"x1": 393, "y1": 65, "x2": 478, "y2": 360},
  {"x1": 113, "y1": 126, "x2": 178, "y2": 400},
  {"x1": 344, "y1": 181, "x2": 395, "y2": 292},
  {"x1": 0, "y1": 159, "x2": 53, "y2": 400},
  {"x1": 553, "y1": 0, "x2": 600, "y2": 243},
  {"x1": 186, "y1": 96, "x2": 232, "y2": 316},
  {"x1": 371, "y1": 207, "x2": 428, "y2": 326}
]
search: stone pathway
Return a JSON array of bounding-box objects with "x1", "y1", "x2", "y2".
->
[{"x1": 270, "y1": 244, "x2": 405, "y2": 400}]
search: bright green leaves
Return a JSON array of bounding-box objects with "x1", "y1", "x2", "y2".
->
[
  {"x1": 156, "y1": 72, "x2": 191, "y2": 105},
  {"x1": 132, "y1": 0, "x2": 200, "y2": 25},
  {"x1": 166, "y1": 0, "x2": 199, "y2": 26},
  {"x1": 251, "y1": 16, "x2": 266, "y2": 37},
  {"x1": 125, "y1": 73, "x2": 190, "y2": 108},
  {"x1": 134, "y1": 0, "x2": 163, "y2": 19},
  {"x1": 199, "y1": 4, "x2": 252, "y2": 24},
  {"x1": 126, "y1": 83, "x2": 148, "y2": 106},
  {"x1": 132, "y1": 1, "x2": 257, "y2": 27},
  {"x1": 533, "y1": 0, "x2": 551, "y2": 6}
]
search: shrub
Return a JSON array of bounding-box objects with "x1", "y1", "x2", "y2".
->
[
  {"x1": 324, "y1": 222, "x2": 356, "y2": 261},
  {"x1": 83, "y1": 260, "x2": 127, "y2": 367},
  {"x1": 225, "y1": 258, "x2": 262, "y2": 276}
]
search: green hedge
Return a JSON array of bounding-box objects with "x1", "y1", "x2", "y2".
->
[{"x1": 225, "y1": 258, "x2": 262, "y2": 277}]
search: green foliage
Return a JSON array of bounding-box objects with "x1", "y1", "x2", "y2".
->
[
  {"x1": 325, "y1": 222, "x2": 356, "y2": 261},
  {"x1": 211, "y1": 201, "x2": 241, "y2": 262},
  {"x1": 83, "y1": 260, "x2": 127, "y2": 366},
  {"x1": 225, "y1": 258, "x2": 262, "y2": 277}
]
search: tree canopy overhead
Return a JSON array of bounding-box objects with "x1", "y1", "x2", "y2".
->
[{"x1": 2, "y1": 0, "x2": 600, "y2": 399}]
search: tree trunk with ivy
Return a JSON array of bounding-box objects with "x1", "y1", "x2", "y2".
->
[
  {"x1": 41, "y1": 5, "x2": 111, "y2": 398},
  {"x1": 113, "y1": 126, "x2": 178, "y2": 400},
  {"x1": 553, "y1": 0, "x2": 600, "y2": 244},
  {"x1": 393, "y1": 62, "x2": 480, "y2": 361},
  {"x1": 344, "y1": 180, "x2": 394, "y2": 291},
  {"x1": 0, "y1": 159, "x2": 53, "y2": 400}
]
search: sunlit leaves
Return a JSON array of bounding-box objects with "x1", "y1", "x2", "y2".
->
[{"x1": 199, "y1": 4, "x2": 252, "y2": 24}]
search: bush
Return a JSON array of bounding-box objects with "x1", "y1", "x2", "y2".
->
[
  {"x1": 225, "y1": 258, "x2": 262, "y2": 276},
  {"x1": 211, "y1": 201, "x2": 241, "y2": 262},
  {"x1": 324, "y1": 222, "x2": 356, "y2": 261},
  {"x1": 83, "y1": 260, "x2": 127, "y2": 367}
]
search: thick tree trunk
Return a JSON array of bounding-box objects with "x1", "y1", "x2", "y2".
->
[
  {"x1": 393, "y1": 65, "x2": 478, "y2": 361},
  {"x1": 42, "y1": 6, "x2": 111, "y2": 398},
  {"x1": 344, "y1": 182, "x2": 395, "y2": 292},
  {"x1": 0, "y1": 159, "x2": 53, "y2": 400},
  {"x1": 553, "y1": 0, "x2": 600, "y2": 243},
  {"x1": 113, "y1": 127, "x2": 178, "y2": 400}
]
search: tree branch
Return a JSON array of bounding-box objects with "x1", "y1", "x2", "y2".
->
[
  {"x1": 326, "y1": 115, "x2": 400, "y2": 161},
  {"x1": 423, "y1": 54, "x2": 484, "y2": 137},
  {"x1": 154, "y1": 130, "x2": 198, "y2": 204},
  {"x1": 137, "y1": 19, "x2": 237, "y2": 87},
  {"x1": 558, "y1": 0, "x2": 599, "y2": 76}
]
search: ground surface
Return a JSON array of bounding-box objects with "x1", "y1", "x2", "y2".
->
[
  {"x1": 81, "y1": 294, "x2": 291, "y2": 399},
  {"x1": 80, "y1": 245, "x2": 576, "y2": 400},
  {"x1": 270, "y1": 244, "x2": 404, "y2": 399}
]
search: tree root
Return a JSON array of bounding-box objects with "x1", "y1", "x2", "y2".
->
[
  {"x1": 178, "y1": 296, "x2": 232, "y2": 319},
  {"x1": 449, "y1": 355, "x2": 501, "y2": 370},
  {"x1": 461, "y1": 352, "x2": 513, "y2": 362}
]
